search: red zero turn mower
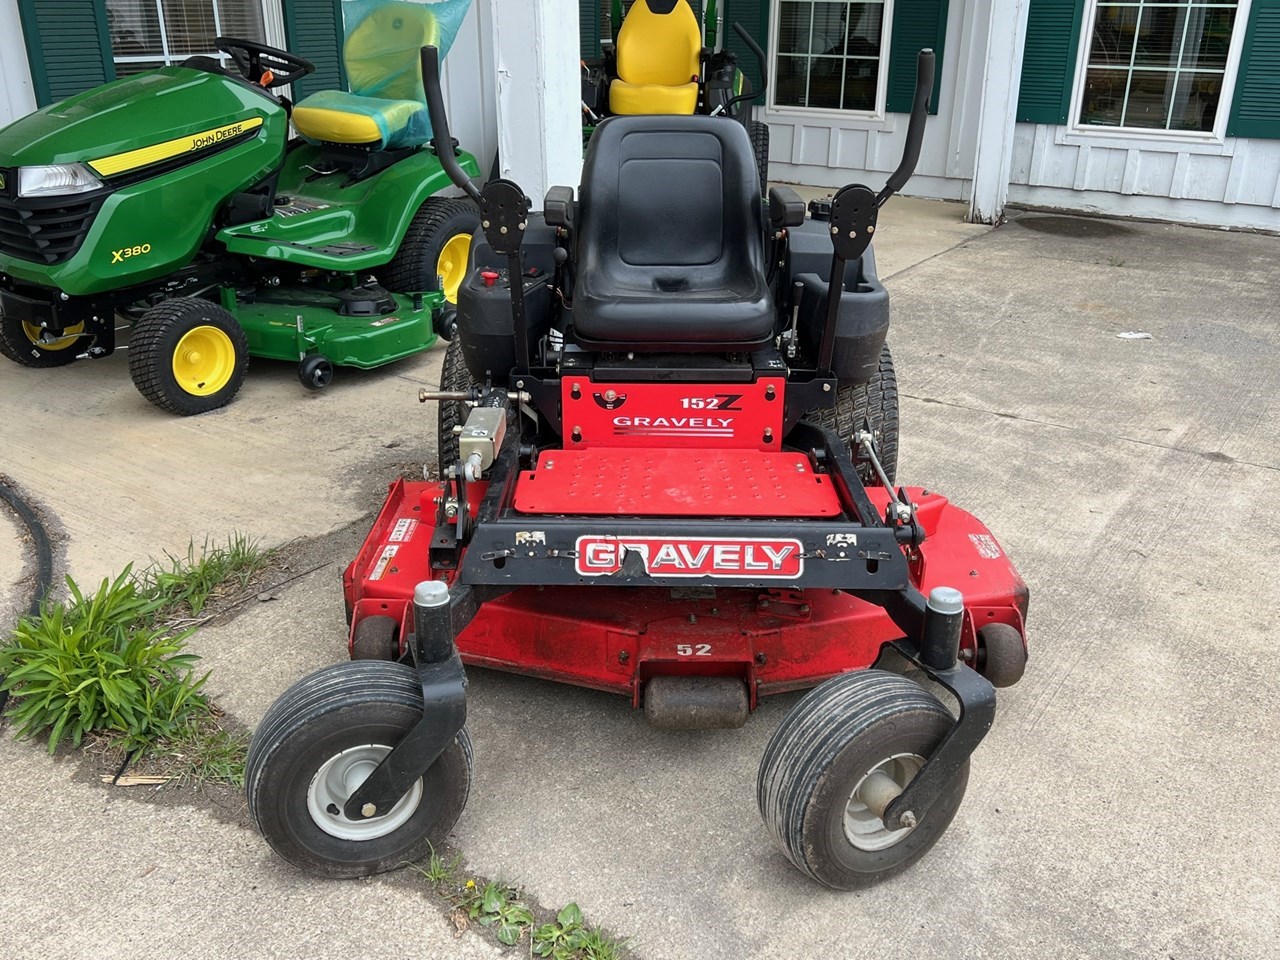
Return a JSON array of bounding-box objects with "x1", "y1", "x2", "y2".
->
[{"x1": 246, "y1": 47, "x2": 1029, "y2": 889}]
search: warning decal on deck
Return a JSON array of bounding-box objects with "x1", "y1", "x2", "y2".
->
[
  {"x1": 969, "y1": 534, "x2": 1002, "y2": 559},
  {"x1": 388, "y1": 518, "x2": 418, "y2": 543},
  {"x1": 370, "y1": 544, "x2": 399, "y2": 580}
]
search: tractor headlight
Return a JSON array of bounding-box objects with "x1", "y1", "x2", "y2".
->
[{"x1": 17, "y1": 163, "x2": 102, "y2": 198}]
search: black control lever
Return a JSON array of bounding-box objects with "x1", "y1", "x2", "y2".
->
[
  {"x1": 421, "y1": 45, "x2": 481, "y2": 203},
  {"x1": 877, "y1": 49, "x2": 935, "y2": 207},
  {"x1": 720, "y1": 22, "x2": 768, "y2": 115}
]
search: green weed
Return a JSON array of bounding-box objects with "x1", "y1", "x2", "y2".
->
[
  {"x1": 462, "y1": 881, "x2": 535, "y2": 946},
  {"x1": 139, "y1": 534, "x2": 272, "y2": 616},
  {"x1": 534, "y1": 903, "x2": 629, "y2": 960}
]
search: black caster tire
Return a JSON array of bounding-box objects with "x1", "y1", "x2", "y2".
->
[
  {"x1": 976, "y1": 623, "x2": 1027, "y2": 688},
  {"x1": 758, "y1": 670, "x2": 968, "y2": 889},
  {"x1": 245, "y1": 661, "x2": 472, "y2": 878},
  {"x1": 0, "y1": 316, "x2": 89, "y2": 367},
  {"x1": 128, "y1": 298, "x2": 248, "y2": 415},
  {"x1": 298, "y1": 355, "x2": 334, "y2": 390},
  {"x1": 808, "y1": 343, "x2": 898, "y2": 487},
  {"x1": 381, "y1": 197, "x2": 480, "y2": 304},
  {"x1": 351, "y1": 615, "x2": 399, "y2": 661}
]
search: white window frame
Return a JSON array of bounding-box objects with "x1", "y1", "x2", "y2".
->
[
  {"x1": 765, "y1": 0, "x2": 895, "y2": 123},
  {"x1": 1065, "y1": 0, "x2": 1254, "y2": 144}
]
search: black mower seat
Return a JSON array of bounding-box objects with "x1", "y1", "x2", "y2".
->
[{"x1": 571, "y1": 115, "x2": 774, "y2": 349}]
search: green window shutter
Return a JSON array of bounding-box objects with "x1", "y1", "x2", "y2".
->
[
  {"x1": 1227, "y1": 0, "x2": 1280, "y2": 139},
  {"x1": 283, "y1": 0, "x2": 345, "y2": 100},
  {"x1": 581, "y1": 0, "x2": 603, "y2": 59},
  {"x1": 1016, "y1": 0, "x2": 1086, "y2": 124},
  {"x1": 885, "y1": 0, "x2": 948, "y2": 115},
  {"x1": 725, "y1": 0, "x2": 769, "y2": 98},
  {"x1": 17, "y1": 0, "x2": 114, "y2": 107}
]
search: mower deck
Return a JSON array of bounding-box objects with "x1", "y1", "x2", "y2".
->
[{"x1": 344, "y1": 476, "x2": 1027, "y2": 705}]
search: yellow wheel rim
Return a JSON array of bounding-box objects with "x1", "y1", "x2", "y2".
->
[
  {"x1": 22, "y1": 320, "x2": 83, "y2": 351},
  {"x1": 436, "y1": 233, "x2": 472, "y2": 304},
  {"x1": 171, "y1": 325, "x2": 236, "y2": 397}
]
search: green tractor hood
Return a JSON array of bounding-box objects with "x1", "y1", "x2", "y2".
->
[{"x1": 0, "y1": 67, "x2": 287, "y2": 295}]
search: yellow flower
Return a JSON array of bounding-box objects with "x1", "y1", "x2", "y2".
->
[{"x1": 465, "y1": 879, "x2": 476, "y2": 889}]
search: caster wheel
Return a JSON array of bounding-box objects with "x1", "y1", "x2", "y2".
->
[
  {"x1": 298, "y1": 355, "x2": 334, "y2": 390},
  {"x1": 976, "y1": 623, "x2": 1027, "y2": 687},
  {"x1": 245, "y1": 661, "x2": 472, "y2": 878},
  {"x1": 758, "y1": 670, "x2": 968, "y2": 888},
  {"x1": 351, "y1": 615, "x2": 399, "y2": 661},
  {"x1": 434, "y1": 306, "x2": 458, "y2": 342}
]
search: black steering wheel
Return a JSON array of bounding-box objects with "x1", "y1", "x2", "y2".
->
[{"x1": 215, "y1": 37, "x2": 314, "y2": 89}]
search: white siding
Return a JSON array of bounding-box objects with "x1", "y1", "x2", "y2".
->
[
  {"x1": 0, "y1": 0, "x2": 37, "y2": 130},
  {"x1": 1007, "y1": 123, "x2": 1280, "y2": 231}
]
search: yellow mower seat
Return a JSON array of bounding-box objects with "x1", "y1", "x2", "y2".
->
[
  {"x1": 609, "y1": 0, "x2": 701, "y2": 116},
  {"x1": 292, "y1": 91, "x2": 426, "y2": 149},
  {"x1": 293, "y1": 0, "x2": 440, "y2": 149}
]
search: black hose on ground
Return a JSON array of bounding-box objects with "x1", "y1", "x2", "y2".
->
[{"x1": 0, "y1": 475, "x2": 55, "y2": 716}]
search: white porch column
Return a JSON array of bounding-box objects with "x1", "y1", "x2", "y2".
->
[
  {"x1": 487, "y1": 0, "x2": 582, "y2": 209},
  {"x1": 965, "y1": 0, "x2": 1032, "y2": 224}
]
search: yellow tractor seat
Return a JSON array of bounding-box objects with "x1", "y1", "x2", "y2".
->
[
  {"x1": 293, "y1": 1, "x2": 439, "y2": 150},
  {"x1": 609, "y1": 0, "x2": 702, "y2": 116},
  {"x1": 292, "y1": 90, "x2": 427, "y2": 150}
]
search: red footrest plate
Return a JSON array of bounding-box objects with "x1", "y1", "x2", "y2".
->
[{"x1": 513, "y1": 449, "x2": 842, "y2": 517}]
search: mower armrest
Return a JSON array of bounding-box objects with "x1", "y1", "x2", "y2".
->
[
  {"x1": 768, "y1": 186, "x2": 806, "y2": 229},
  {"x1": 545, "y1": 186, "x2": 576, "y2": 229}
]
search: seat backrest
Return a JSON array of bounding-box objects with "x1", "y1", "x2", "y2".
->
[
  {"x1": 616, "y1": 0, "x2": 701, "y2": 87},
  {"x1": 343, "y1": 0, "x2": 440, "y2": 102},
  {"x1": 576, "y1": 115, "x2": 764, "y2": 295}
]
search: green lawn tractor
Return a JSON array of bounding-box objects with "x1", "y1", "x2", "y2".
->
[{"x1": 0, "y1": 0, "x2": 480, "y2": 415}]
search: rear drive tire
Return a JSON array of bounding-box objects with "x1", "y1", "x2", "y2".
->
[
  {"x1": 758, "y1": 669, "x2": 968, "y2": 889},
  {"x1": 245, "y1": 661, "x2": 472, "y2": 878},
  {"x1": 749, "y1": 120, "x2": 770, "y2": 198},
  {"x1": 0, "y1": 316, "x2": 89, "y2": 368},
  {"x1": 808, "y1": 343, "x2": 899, "y2": 486},
  {"x1": 381, "y1": 198, "x2": 480, "y2": 304},
  {"x1": 128, "y1": 298, "x2": 247, "y2": 415},
  {"x1": 351, "y1": 615, "x2": 399, "y2": 662}
]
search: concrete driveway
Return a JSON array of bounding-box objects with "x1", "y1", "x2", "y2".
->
[{"x1": 1, "y1": 201, "x2": 1277, "y2": 959}]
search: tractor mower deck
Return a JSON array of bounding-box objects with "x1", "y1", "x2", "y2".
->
[{"x1": 344, "y1": 472, "x2": 1027, "y2": 705}]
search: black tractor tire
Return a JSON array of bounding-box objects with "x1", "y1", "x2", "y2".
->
[
  {"x1": 808, "y1": 343, "x2": 899, "y2": 486},
  {"x1": 0, "y1": 315, "x2": 89, "y2": 368},
  {"x1": 436, "y1": 336, "x2": 471, "y2": 470},
  {"x1": 128, "y1": 298, "x2": 248, "y2": 416},
  {"x1": 245, "y1": 660, "x2": 473, "y2": 879},
  {"x1": 351, "y1": 615, "x2": 399, "y2": 662},
  {"x1": 380, "y1": 198, "x2": 480, "y2": 304},
  {"x1": 749, "y1": 120, "x2": 770, "y2": 198},
  {"x1": 758, "y1": 669, "x2": 969, "y2": 889},
  {"x1": 976, "y1": 623, "x2": 1027, "y2": 688}
]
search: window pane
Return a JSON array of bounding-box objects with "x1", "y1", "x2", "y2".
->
[
  {"x1": 806, "y1": 57, "x2": 845, "y2": 109},
  {"x1": 1088, "y1": 5, "x2": 1139, "y2": 66},
  {"x1": 1133, "y1": 6, "x2": 1184, "y2": 68},
  {"x1": 1181, "y1": 8, "x2": 1236, "y2": 70},
  {"x1": 778, "y1": 1, "x2": 817, "y2": 54},
  {"x1": 772, "y1": 0, "x2": 886, "y2": 113},
  {"x1": 1168, "y1": 71, "x2": 1223, "y2": 130},
  {"x1": 1079, "y1": 68, "x2": 1128, "y2": 126},
  {"x1": 848, "y1": 3, "x2": 884, "y2": 58},
  {"x1": 842, "y1": 57, "x2": 878, "y2": 110},
  {"x1": 164, "y1": 0, "x2": 219, "y2": 56},
  {"x1": 107, "y1": 1, "x2": 164, "y2": 57},
  {"x1": 775, "y1": 55, "x2": 813, "y2": 107},
  {"x1": 1123, "y1": 69, "x2": 1176, "y2": 128}
]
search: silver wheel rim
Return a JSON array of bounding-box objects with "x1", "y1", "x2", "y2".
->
[
  {"x1": 843, "y1": 753, "x2": 925, "y2": 852},
  {"x1": 306, "y1": 744, "x2": 423, "y2": 841}
]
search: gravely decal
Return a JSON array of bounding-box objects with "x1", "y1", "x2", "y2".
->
[{"x1": 575, "y1": 536, "x2": 803, "y2": 578}]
